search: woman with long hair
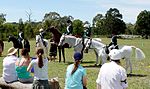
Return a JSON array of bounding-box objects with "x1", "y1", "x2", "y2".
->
[
  {"x1": 27, "y1": 47, "x2": 50, "y2": 89},
  {"x1": 15, "y1": 48, "x2": 33, "y2": 83},
  {"x1": 65, "y1": 52, "x2": 87, "y2": 89}
]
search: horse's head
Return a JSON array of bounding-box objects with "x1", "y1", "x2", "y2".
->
[
  {"x1": 36, "y1": 35, "x2": 40, "y2": 43},
  {"x1": 85, "y1": 39, "x2": 92, "y2": 50},
  {"x1": 104, "y1": 45, "x2": 110, "y2": 54},
  {"x1": 58, "y1": 34, "x2": 66, "y2": 46},
  {"x1": 46, "y1": 26, "x2": 56, "y2": 33},
  {"x1": 8, "y1": 35, "x2": 16, "y2": 42}
]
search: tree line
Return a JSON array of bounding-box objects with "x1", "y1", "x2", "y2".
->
[{"x1": 0, "y1": 8, "x2": 150, "y2": 40}]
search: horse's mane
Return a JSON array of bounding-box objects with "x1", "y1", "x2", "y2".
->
[
  {"x1": 47, "y1": 27, "x2": 62, "y2": 43},
  {"x1": 91, "y1": 39, "x2": 105, "y2": 48},
  {"x1": 47, "y1": 27, "x2": 62, "y2": 36}
]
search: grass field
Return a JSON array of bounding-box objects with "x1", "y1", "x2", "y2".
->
[{"x1": 0, "y1": 38, "x2": 150, "y2": 89}]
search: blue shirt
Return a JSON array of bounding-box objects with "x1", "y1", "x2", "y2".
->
[{"x1": 65, "y1": 64, "x2": 86, "y2": 89}]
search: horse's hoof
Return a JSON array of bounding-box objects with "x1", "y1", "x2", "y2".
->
[
  {"x1": 98, "y1": 64, "x2": 102, "y2": 67},
  {"x1": 94, "y1": 64, "x2": 98, "y2": 66}
]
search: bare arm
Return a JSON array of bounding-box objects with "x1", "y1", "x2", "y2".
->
[
  {"x1": 97, "y1": 83, "x2": 101, "y2": 89},
  {"x1": 27, "y1": 63, "x2": 32, "y2": 72},
  {"x1": 82, "y1": 76, "x2": 87, "y2": 87}
]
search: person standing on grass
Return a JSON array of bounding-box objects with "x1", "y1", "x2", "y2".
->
[
  {"x1": 27, "y1": 47, "x2": 51, "y2": 89},
  {"x1": 2, "y1": 47, "x2": 18, "y2": 83},
  {"x1": 82, "y1": 23, "x2": 91, "y2": 53},
  {"x1": 65, "y1": 52, "x2": 87, "y2": 89},
  {"x1": 15, "y1": 48, "x2": 33, "y2": 83},
  {"x1": 96, "y1": 49, "x2": 128, "y2": 89},
  {"x1": 49, "y1": 38, "x2": 57, "y2": 61}
]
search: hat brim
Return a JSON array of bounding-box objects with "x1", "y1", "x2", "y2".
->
[{"x1": 7, "y1": 49, "x2": 18, "y2": 56}]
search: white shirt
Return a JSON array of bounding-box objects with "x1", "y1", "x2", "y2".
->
[
  {"x1": 2, "y1": 55, "x2": 18, "y2": 82},
  {"x1": 96, "y1": 61, "x2": 128, "y2": 89},
  {"x1": 31, "y1": 58, "x2": 48, "y2": 80}
]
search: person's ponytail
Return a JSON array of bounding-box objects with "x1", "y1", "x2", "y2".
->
[
  {"x1": 36, "y1": 48, "x2": 44, "y2": 68},
  {"x1": 71, "y1": 60, "x2": 80, "y2": 75}
]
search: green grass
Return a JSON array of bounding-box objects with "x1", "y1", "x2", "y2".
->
[{"x1": 0, "y1": 38, "x2": 150, "y2": 89}]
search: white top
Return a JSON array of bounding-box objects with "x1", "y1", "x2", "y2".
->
[
  {"x1": 96, "y1": 61, "x2": 128, "y2": 89},
  {"x1": 2, "y1": 55, "x2": 18, "y2": 82},
  {"x1": 31, "y1": 58, "x2": 48, "y2": 80}
]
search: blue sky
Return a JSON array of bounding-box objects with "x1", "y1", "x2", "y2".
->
[{"x1": 0, "y1": 0, "x2": 150, "y2": 24}]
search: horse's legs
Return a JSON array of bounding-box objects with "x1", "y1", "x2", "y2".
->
[
  {"x1": 125, "y1": 58, "x2": 132, "y2": 74},
  {"x1": 17, "y1": 49, "x2": 20, "y2": 57},
  {"x1": 94, "y1": 50, "x2": 98, "y2": 65},
  {"x1": 128, "y1": 59, "x2": 132, "y2": 74},
  {"x1": 61, "y1": 47, "x2": 65, "y2": 63},
  {"x1": 58, "y1": 47, "x2": 61, "y2": 62}
]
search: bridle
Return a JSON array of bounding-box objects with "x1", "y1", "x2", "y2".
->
[
  {"x1": 59, "y1": 35, "x2": 65, "y2": 46},
  {"x1": 86, "y1": 38, "x2": 92, "y2": 49}
]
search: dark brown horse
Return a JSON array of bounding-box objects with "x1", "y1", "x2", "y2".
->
[{"x1": 46, "y1": 27, "x2": 69, "y2": 63}]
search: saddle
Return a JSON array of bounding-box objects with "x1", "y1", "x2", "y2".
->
[{"x1": 105, "y1": 45, "x2": 119, "y2": 54}]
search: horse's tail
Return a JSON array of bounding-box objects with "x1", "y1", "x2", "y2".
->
[{"x1": 131, "y1": 46, "x2": 145, "y2": 60}]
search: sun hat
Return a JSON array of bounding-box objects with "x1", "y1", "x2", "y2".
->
[
  {"x1": 39, "y1": 28, "x2": 44, "y2": 32},
  {"x1": 7, "y1": 47, "x2": 18, "y2": 56},
  {"x1": 74, "y1": 52, "x2": 83, "y2": 61},
  {"x1": 108, "y1": 49, "x2": 122, "y2": 60}
]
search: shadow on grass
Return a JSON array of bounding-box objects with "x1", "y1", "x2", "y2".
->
[
  {"x1": 127, "y1": 73, "x2": 147, "y2": 77},
  {"x1": 81, "y1": 61, "x2": 96, "y2": 64},
  {"x1": 83, "y1": 65, "x2": 101, "y2": 68}
]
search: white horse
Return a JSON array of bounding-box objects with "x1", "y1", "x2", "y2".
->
[
  {"x1": 85, "y1": 39, "x2": 146, "y2": 73},
  {"x1": 36, "y1": 35, "x2": 49, "y2": 58},
  {"x1": 58, "y1": 34, "x2": 101, "y2": 62}
]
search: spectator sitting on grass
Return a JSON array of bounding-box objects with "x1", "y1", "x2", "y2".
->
[
  {"x1": 15, "y1": 48, "x2": 33, "y2": 83},
  {"x1": 2, "y1": 47, "x2": 18, "y2": 83}
]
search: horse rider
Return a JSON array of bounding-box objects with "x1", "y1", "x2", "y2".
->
[
  {"x1": 83, "y1": 23, "x2": 91, "y2": 38},
  {"x1": 82, "y1": 23, "x2": 91, "y2": 53},
  {"x1": 39, "y1": 28, "x2": 47, "y2": 47},
  {"x1": 65, "y1": 20, "x2": 73, "y2": 35},
  {"x1": 108, "y1": 34, "x2": 118, "y2": 50},
  {"x1": 39, "y1": 28, "x2": 46, "y2": 39},
  {"x1": 18, "y1": 31, "x2": 30, "y2": 52}
]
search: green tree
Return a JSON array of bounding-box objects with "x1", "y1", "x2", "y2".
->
[
  {"x1": 125, "y1": 23, "x2": 136, "y2": 35},
  {"x1": 73, "y1": 19, "x2": 83, "y2": 36},
  {"x1": 92, "y1": 14, "x2": 105, "y2": 35},
  {"x1": 59, "y1": 15, "x2": 74, "y2": 33},
  {"x1": 24, "y1": 22, "x2": 34, "y2": 39},
  {"x1": 104, "y1": 8, "x2": 126, "y2": 35},
  {"x1": 0, "y1": 13, "x2": 6, "y2": 39},
  {"x1": 18, "y1": 18, "x2": 24, "y2": 33},
  {"x1": 135, "y1": 10, "x2": 150, "y2": 39},
  {"x1": 0, "y1": 13, "x2": 6, "y2": 25}
]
